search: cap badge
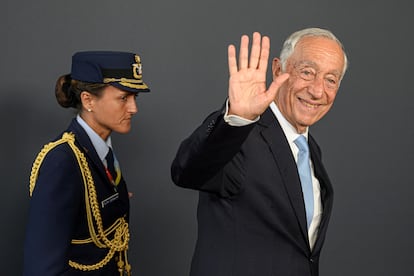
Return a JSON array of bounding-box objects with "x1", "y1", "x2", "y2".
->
[{"x1": 132, "y1": 55, "x2": 143, "y2": 79}]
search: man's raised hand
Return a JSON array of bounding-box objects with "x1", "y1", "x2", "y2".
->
[{"x1": 227, "y1": 32, "x2": 289, "y2": 120}]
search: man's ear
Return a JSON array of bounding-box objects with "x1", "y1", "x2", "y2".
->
[{"x1": 272, "y1": 58, "x2": 282, "y2": 80}]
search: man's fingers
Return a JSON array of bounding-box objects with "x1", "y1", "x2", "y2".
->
[
  {"x1": 249, "y1": 32, "x2": 262, "y2": 69},
  {"x1": 228, "y1": 44, "x2": 237, "y2": 75},
  {"x1": 229, "y1": 32, "x2": 271, "y2": 75},
  {"x1": 266, "y1": 73, "x2": 290, "y2": 100},
  {"x1": 238, "y1": 35, "x2": 249, "y2": 70},
  {"x1": 258, "y1": 35, "x2": 270, "y2": 73}
]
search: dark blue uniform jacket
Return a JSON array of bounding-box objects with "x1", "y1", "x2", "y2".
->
[{"x1": 24, "y1": 118, "x2": 130, "y2": 276}]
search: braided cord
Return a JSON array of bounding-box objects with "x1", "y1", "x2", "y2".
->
[{"x1": 29, "y1": 132, "x2": 130, "y2": 274}]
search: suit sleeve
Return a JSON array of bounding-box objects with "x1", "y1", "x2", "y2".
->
[
  {"x1": 171, "y1": 109, "x2": 256, "y2": 197},
  {"x1": 23, "y1": 144, "x2": 83, "y2": 276}
]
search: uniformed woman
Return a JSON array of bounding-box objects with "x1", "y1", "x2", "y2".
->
[{"x1": 23, "y1": 51, "x2": 150, "y2": 275}]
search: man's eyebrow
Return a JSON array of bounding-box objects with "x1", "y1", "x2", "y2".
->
[
  {"x1": 329, "y1": 70, "x2": 342, "y2": 77},
  {"x1": 295, "y1": 60, "x2": 341, "y2": 77}
]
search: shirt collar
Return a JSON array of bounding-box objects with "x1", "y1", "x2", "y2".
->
[
  {"x1": 269, "y1": 102, "x2": 309, "y2": 144},
  {"x1": 76, "y1": 115, "x2": 112, "y2": 162}
]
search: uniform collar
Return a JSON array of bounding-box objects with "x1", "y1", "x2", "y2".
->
[{"x1": 76, "y1": 115, "x2": 112, "y2": 162}]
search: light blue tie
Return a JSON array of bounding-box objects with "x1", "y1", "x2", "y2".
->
[{"x1": 294, "y1": 135, "x2": 314, "y2": 229}]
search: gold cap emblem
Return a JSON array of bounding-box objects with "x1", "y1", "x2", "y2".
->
[{"x1": 132, "y1": 54, "x2": 143, "y2": 79}]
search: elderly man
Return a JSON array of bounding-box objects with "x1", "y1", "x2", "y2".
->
[{"x1": 171, "y1": 28, "x2": 347, "y2": 276}]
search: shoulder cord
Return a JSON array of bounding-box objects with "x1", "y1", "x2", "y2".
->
[{"x1": 29, "y1": 132, "x2": 131, "y2": 275}]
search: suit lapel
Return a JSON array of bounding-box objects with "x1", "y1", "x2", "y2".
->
[
  {"x1": 308, "y1": 135, "x2": 334, "y2": 253},
  {"x1": 258, "y1": 109, "x2": 310, "y2": 247}
]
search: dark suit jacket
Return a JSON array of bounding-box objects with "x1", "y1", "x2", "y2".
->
[
  {"x1": 23, "y1": 118, "x2": 130, "y2": 276},
  {"x1": 171, "y1": 107, "x2": 334, "y2": 276}
]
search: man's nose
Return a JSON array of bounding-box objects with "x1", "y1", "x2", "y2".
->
[{"x1": 308, "y1": 76, "x2": 324, "y2": 98}]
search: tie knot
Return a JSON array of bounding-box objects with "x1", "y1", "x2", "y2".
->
[{"x1": 294, "y1": 135, "x2": 309, "y2": 153}]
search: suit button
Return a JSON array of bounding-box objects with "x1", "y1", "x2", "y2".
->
[{"x1": 309, "y1": 258, "x2": 314, "y2": 263}]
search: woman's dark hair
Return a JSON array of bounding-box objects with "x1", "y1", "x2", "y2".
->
[{"x1": 55, "y1": 74, "x2": 108, "y2": 110}]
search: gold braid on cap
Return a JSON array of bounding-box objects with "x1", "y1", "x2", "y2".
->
[
  {"x1": 29, "y1": 132, "x2": 131, "y2": 275},
  {"x1": 102, "y1": 54, "x2": 149, "y2": 90}
]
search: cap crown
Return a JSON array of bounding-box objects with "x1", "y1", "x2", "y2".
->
[{"x1": 71, "y1": 51, "x2": 150, "y2": 93}]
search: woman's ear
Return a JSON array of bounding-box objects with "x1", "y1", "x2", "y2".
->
[
  {"x1": 80, "y1": 91, "x2": 94, "y2": 112},
  {"x1": 272, "y1": 58, "x2": 282, "y2": 80}
]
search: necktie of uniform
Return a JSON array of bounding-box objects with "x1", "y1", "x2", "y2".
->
[
  {"x1": 294, "y1": 135, "x2": 314, "y2": 229},
  {"x1": 105, "y1": 147, "x2": 121, "y2": 186}
]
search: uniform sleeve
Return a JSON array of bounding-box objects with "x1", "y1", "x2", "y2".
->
[
  {"x1": 171, "y1": 109, "x2": 256, "y2": 197},
  {"x1": 23, "y1": 144, "x2": 83, "y2": 276}
]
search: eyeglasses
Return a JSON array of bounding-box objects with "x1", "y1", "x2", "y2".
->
[{"x1": 294, "y1": 65, "x2": 340, "y2": 91}]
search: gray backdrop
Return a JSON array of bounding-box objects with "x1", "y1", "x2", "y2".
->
[{"x1": 2, "y1": 0, "x2": 413, "y2": 275}]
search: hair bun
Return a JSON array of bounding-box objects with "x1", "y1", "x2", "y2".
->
[{"x1": 55, "y1": 74, "x2": 76, "y2": 108}]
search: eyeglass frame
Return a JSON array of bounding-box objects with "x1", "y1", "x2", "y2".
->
[{"x1": 292, "y1": 61, "x2": 342, "y2": 91}]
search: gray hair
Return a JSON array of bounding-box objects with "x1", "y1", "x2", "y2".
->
[{"x1": 279, "y1": 28, "x2": 348, "y2": 79}]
